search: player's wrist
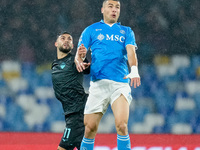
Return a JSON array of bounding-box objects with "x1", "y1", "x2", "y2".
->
[{"x1": 129, "y1": 66, "x2": 140, "y2": 78}]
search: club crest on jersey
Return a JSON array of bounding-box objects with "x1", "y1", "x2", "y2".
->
[
  {"x1": 97, "y1": 33, "x2": 105, "y2": 41},
  {"x1": 60, "y1": 62, "x2": 66, "y2": 69},
  {"x1": 120, "y1": 30, "x2": 125, "y2": 34}
]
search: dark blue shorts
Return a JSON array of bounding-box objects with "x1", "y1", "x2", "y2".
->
[{"x1": 59, "y1": 112, "x2": 84, "y2": 150}]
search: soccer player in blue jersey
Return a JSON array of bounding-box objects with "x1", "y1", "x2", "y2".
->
[{"x1": 75, "y1": 0, "x2": 141, "y2": 149}]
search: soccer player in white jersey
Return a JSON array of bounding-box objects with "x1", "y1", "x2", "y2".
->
[{"x1": 75, "y1": 0, "x2": 141, "y2": 149}]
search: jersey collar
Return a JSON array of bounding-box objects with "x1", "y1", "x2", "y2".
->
[{"x1": 100, "y1": 19, "x2": 121, "y2": 25}]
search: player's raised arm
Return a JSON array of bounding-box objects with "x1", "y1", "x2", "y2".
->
[{"x1": 124, "y1": 44, "x2": 141, "y2": 88}]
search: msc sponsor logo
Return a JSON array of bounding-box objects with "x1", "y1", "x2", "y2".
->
[
  {"x1": 106, "y1": 34, "x2": 125, "y2": 43},
  {"x1": 97, "y1": 33, "x2": 125, "y2": 43}
]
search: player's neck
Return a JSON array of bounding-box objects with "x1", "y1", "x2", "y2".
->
[
  {"x1": 104, "y1": 20, "x2": 116, "y2": 27},
  {"x1": 57, "y1": 51, "x2": 70, "y2": 59}
]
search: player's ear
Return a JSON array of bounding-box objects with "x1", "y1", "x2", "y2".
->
[
  {"x1": 55, "y1": 42, "x2": 58, "y2": 47},
  {"x1": 101, "y1": 7, "x2": 104, "y2": 14}
]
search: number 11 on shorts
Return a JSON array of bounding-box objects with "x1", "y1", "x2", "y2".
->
[{"x1": 62, "y1": 127, "x2": 71, "y2": 141}]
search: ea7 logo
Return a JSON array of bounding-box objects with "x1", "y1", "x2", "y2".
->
[{"x1": 106, "y1": 34, "x2": 125, "y2": 43}]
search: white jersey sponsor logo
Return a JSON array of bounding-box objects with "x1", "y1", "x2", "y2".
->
[{"x1": 106, "y1": 34, "x2": 125, "y2": 43}]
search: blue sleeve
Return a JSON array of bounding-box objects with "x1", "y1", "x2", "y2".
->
[
  {"x1": 125, "y1": 27, "x2": 137, "y2": 48},
  {"x1": 78, "y1": 26, "x2": 92, "y2": 51}
]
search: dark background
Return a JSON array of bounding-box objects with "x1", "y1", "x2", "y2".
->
[{"x1": 1, "y1": 0, "x2": 199, "y2": 64}]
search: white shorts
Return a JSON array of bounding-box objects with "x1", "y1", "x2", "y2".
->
[{"x1": 84, "y1": 79, "x2": 132, "y2": 114}]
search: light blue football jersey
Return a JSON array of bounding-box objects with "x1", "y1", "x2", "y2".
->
[{"x1": 78, "y1": 20, "x2": 137, "y2": 83}]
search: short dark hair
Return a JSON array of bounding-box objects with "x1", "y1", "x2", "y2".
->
[
  {"x1": 102, "y1": 0, "x2": 120, "y2": 6},
  {"x1": 56, "y1": 31, "x2": 72, "y2": 39},
  {"x1": 103, "y1": 0, "x2": 120, "y2": 3}
]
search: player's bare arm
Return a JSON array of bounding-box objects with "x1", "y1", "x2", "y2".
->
[{"x1": 124, "y1": 44, "x2": 141, "y2": 88}]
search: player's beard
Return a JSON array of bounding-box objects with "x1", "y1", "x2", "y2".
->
[{"x1": 59, "y1": 45, "x2": 72, "y2": 54}]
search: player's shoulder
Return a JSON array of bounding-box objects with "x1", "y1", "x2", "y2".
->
[
  {"x1": 52, "y1": 58, "x2": 58, "y2": 65},
  {"x1": 51, "y1": 59, "x2": 59, "y2": 70},
  {"x1": 118, "y1": 23, "x2": 132, "y2": 30},
  {"x1": 118, "y1": 24, "x2": 134, "y2": 35}
]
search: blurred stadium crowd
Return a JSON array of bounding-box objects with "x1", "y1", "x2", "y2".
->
[
  {"x1": 1, "y1": 0, "x2": 199, "y2": 63},
  {"x1": 0, "y1": 0, "x2": 200, "y2": 133}
]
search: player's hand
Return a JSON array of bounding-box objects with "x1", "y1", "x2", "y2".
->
[
  {"x1": 75, "y1": 44, "x2": 90, "y2": 72},
  {"x1": 75, "y1": 56, "x2": 85, "y2": 72},
  {"x1": 123, "y1": 66, "x2": 141, "y2": 88},
  {"x1": 123, "y1": 76, "x2": 141, "y2": 88},
  {"x1": 75, "y1": 59, "x2": 90, "y2": 72},
  {"x1": 77, "y1": 44, "x2": 87, "y2": 60}
]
